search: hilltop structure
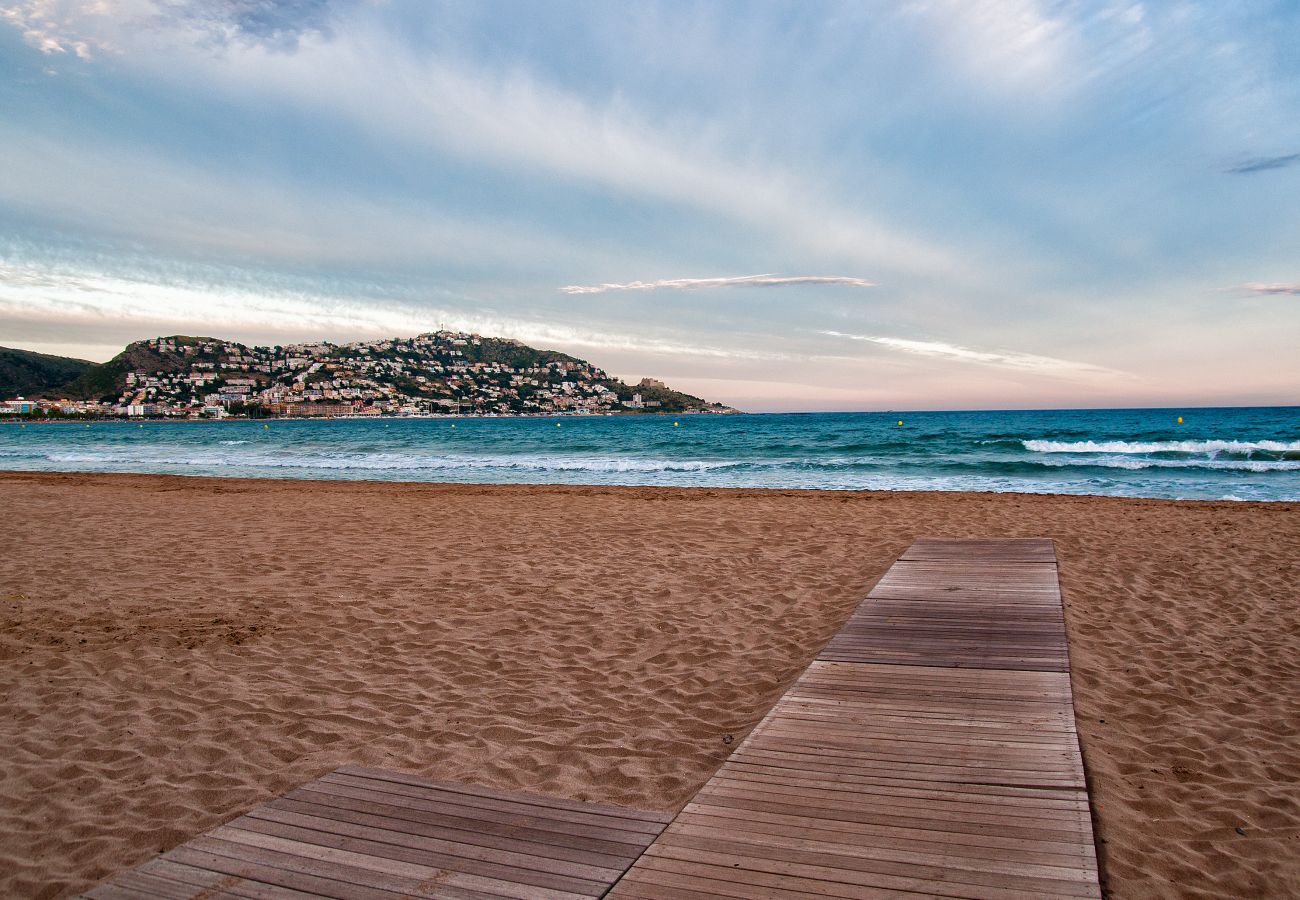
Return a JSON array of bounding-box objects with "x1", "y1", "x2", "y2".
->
[{"x1": 0, "y1": 332, "x2": 736, "y2": 418}]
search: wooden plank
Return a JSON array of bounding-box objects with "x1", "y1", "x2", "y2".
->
[
  {"x1": 136, "y1": 858, "x2": 358, "y2": 900},
  {"x1": 672, "y1": 808, "x2": 1097, "y2": 870},
  {"x1": 712, "y1": 766, "x2": 1092, "y2": 809},
  {"x1": 202, "y1": 827, "x2": 592, "y2": 899},
  {"x1": 338, "y1": 766, "x2": 675, "y2": 824},
  {"x1": 817, "y1": 652, "x2": 1071, "y2": 672},
  {"x1": 618, "y1": 855, "x2": 933, "y2": 900},
  {"x1": 608, "y1": 538, "x2": 1099, "y2": 900},
  {"x1": 688, "y1": 787, "x2": 1094, "y2": 840},
  {"x1": 79, "y1": 766, "x2": 668, "y2": 899},
  {"x1": 234, "y1": 805, "x2": 628, "y2": 883},
  {"x1": 295, "y1": 779, "x2": 661, "y2": 849},
  {"x1": 642, "y1": 842, "x2": 1096, "y2": 900},
  {"x1": 212, "y1": 813, "x2": 609, "y2": 895},
  {"x1": 320, "y1": 771, "x2": 668, "y2": 835},
  {"x1": 167, "y1": 840, "x2": 503, "y2": 900},
  {"x1": 653, "y1": 827, "x2": 1100, "y2": 888},
  {"x1": 264, "y1": 795, "x2": 640, "y2": 868},
  {"x1": 278, "y1": 788, "x2": 651, "y2": 861},
  {"x1": 901, "y1": 538, "x2": 1057, "y2": 564},
  {"x1": 83, "y1": 883, "x2": 177, "y2": 900},
  {"x1": 873, "y1": 569, "x2": 1062, "y2": 590}
]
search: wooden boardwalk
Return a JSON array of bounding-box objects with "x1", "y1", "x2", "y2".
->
[
  {"x1": 79, "y1": 765, "x2": 672, "y2": 899},
  {"x1": 610, "y1": 538, "x2": 1101, "y2": 899},
  {"x1": 80, "y1": 538, "x2": 1099, "y2": 899}
]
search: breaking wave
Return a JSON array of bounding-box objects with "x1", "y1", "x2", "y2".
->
[
  {"x1": 34, "y1": 446, "x2": 1300, "y2": 476},
  {"x1": 1023, "y1": 438, "x2": 1300, "y2": 457},
  {"x1": 40, "y1": 448, "x2": 753, "y2": 474},
  {"x1": 1035, "y1": 457, "x2": 1299, "y2": 473}
]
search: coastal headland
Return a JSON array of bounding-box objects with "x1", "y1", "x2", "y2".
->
[
  {"x1": 2, "y1": 472, "x2": 1296, "y2": 898},
  {"x1": 0, "y1": 332, "x2": 738, "y2": 419}
]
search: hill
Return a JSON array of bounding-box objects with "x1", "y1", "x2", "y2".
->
[
  {"x1": 0, "y1": 347, "x2": 94, "y2": 397},
  {"x1": 17, "y1": 332, "x2": 736, "y2": 417},
  {"x1": 44, "y1": 335, "x2": 222, "y2": 401}
]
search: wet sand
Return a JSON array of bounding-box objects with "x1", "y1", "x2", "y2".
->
[{"x1": 1, "y1": 471, "x2": 1296, "y2": 898}]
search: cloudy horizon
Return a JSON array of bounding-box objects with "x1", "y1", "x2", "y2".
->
[{"x1": 1, "y1": 1, "x2": 1297, "y2": 412}]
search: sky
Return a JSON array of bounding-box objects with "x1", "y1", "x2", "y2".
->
[{"x1": 1, "y1": 0, "x2": 1298, "y2": 412}]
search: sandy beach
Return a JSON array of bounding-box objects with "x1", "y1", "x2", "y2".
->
[{"x1": 1, "y1": 471, "x2": 1296, "y2": 899}]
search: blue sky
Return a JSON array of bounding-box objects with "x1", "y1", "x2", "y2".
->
[{"x1": 1, "y1": 0, "x2": 1297, "y2": 411}]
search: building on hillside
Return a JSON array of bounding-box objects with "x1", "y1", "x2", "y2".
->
[{"x1": 0, "y1": 398, "x2": 38, "y2": 414}]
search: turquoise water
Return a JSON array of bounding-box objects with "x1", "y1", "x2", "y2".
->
[{"x1": 1, "y1": 407, "x2": 1297, "y2": 501}]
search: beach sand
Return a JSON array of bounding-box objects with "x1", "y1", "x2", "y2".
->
[{"x1": 1, "y1": 471, "x2": 1296, "y2": 898}]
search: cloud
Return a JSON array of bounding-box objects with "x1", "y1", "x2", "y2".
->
[
  {"x1": 160, "y1": 0, "x2": 354, "y2": 51},
  {"x1": 0, "y1": 0, "x2": 141, "y2": 58},
  {"x1": 821, "y1": 330, "x2": 1124, "y2": 378},
  {"x1": 0, "y1": 3, "x2": 967, "y2": 278},
  {"x1": 0, "y1": 258, "x2": 785, "y2": 363},
  {"x1": 900, "y1": 0, "x2": 1070, "y2": 92},
  {"x1": 255, "y1": 40, "x2": 962, "y2": 276},
  {"x1": 1225, "y1": 153, "x2": 1300, "y2": 175},
  {"x1": 0, "y1": 129, "x2": 618, "y2": 273},
  {"x1": 0, "y1": 0, "x2": 350, "y2": 57},
  {"x1": 1243, "y1": 282, "x2": 1300, "y2": 295},
  {"x1": 559, "y1": 274, "x2": 875, "y2": 295}
]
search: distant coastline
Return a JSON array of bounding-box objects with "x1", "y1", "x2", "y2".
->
[
  {"x1": 1, "y1": 408, "x2": 724, "y2": 423},
  {"x1": 0, "y1": 331, "x2": 739, "y2": 419}
]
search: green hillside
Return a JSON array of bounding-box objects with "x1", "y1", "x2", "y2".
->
[
  {"x1": 0, "y1": 347, "x2": 94, "y2": 397},
  {"x1": 461, "y1": 336, "x2": 586, "y2": 371}
]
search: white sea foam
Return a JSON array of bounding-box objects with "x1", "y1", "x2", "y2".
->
[
  {"x1": 1023, "y1": 439, "x2": 1300, "y2": 455},
  {"x1": 300, "y1": 453, "x2": 751, "y2": 473},
  {"x1": 45, "y1": 452, "x2": 122, "y2": 463},
  {"x1": 46, "y1": 448, "x2": 751, "y2": 474},
  {"x1": 1037, "y1": 456, "x2": 1300, "y2": 473},
  {"x1": 37, "y1": 445, "x2": 1300, "y2": 474}
]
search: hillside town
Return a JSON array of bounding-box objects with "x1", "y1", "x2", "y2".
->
[{"x1": 0, "y1": 332, "x2": 733, "y2": 419}]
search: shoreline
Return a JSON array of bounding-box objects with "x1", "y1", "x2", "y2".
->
[
  {"x1": 2, "y1": 472, "x2": 1297, "y2": 897},
  {"x1": 1, "y1": 466, "x2": 1295, "y2": 504},
  {"x1": 1, "y1": 467, "x2": 1295, "y2": 506}
]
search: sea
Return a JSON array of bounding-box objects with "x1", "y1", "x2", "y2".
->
[{"x1": 1, "y1": 407, "x2": 1297, "y2": 501}]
